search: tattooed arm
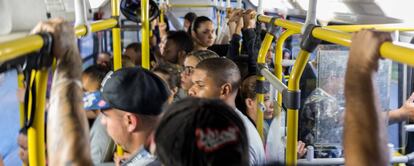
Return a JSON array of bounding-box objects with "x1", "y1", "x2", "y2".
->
[{"x1": 31, "y1": 18, "x2": 93, "y2": 166}]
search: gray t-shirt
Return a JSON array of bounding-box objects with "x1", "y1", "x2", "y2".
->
[
  {"x1": 121, "y1": 146, "x2": 159, "y2": 166},
  {"x1": 234, "y1": 109, "x2": 266, "y2": 165},
  {"x1": 90, "y1": 115, "x2": 116, "y2": 165}
]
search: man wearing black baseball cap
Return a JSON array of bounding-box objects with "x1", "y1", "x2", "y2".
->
[{"x1": 99, "y1": 67, "x2": 169, "y2": 166}]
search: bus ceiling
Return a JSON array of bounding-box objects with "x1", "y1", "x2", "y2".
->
[
  {"x1": 1, "y1": 0, "x2": 414, "y2": 36},
  {"x1": 249, "y1": 0, "x2": 414, "y2": 25}
]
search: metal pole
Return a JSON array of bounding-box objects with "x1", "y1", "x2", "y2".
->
[
  {"x1": 260, "y1": 68, "x2": 287, "y2": 92},
  {"x1": 256, "y1": 33, "x2": 274, "y2": 139},
  {"x1": 272, "y1": 30, "x2": 297, "y2": 164},
  {"x1": 141, "y1": 0, "x2": 150, "y2": 69},
  {"x1": 302, "y1": 0, "x2": 317, "y2": 33},
  {"x1": 18, "y1": 72, "x2": 25, "y2": 127},
  {"x1": 112, "y1": 0, "x2": 122, "y2": 71},
  {"x1": 257, "y1": 0, "x2": 264, "y2": 15},
  {"x1": 159, "y1": 0, "x2": 165, "y2": 23},
  {"x1": 237, "y1": 0, "x2": 242, "y2": 8},
  {"x1": 286, "y1": 50, "x2": 310, "y2": 165},
  {"x1": 74, "y1": 0, "x2": 88, "y2": 27},
  {"x1": 28, "y1": 69, "x2": 48, "y2": 166}
]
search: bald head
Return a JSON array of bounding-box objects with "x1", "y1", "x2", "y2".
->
[{"x1": 196, "y1": 57, "x2": 241, "y2": 94}]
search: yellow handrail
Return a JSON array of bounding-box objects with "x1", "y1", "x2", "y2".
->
[
  {"x1": 0, "y1": 36, "x2": 45, "y2": 63},
  {"x1": 141, "y1": 0, "x2": 150, "y2": 69},
  {"x1": 257, "y1": 15, "x2": 414, "y2": 67},
  {"x1": 325, "y1": 24, "x2": 414, "y2": 32},
  {"x1": 28, "y1": 69, "x2": 48, "y2": 166},
  {"x1": 256, "y1": 33, "x2": 274, "y2": 139},
  {"x1": 272, "y1": 30, "x2": 297, "y2": 163},
  {"x1": 75, "y1": 19, "x2": 118, "y2": 36},
  {"x1": 286, "y1": 50, "x2": 310, "y2": 165},
  {"x1": 0, "y1": 19, "x2": 118, "y2": 64},
  {"x1": 169, "y1": 4, "x2": 216, "y2": 8},
  {"x1": 274, "y1": 30, "x2": 297, "y2": 117},
  {"x1": 110, "y1": 0, "x2": 124, "y2": 156},
  {"x1": 18, "y1": 72, "x2": 26, "y2": 128}
]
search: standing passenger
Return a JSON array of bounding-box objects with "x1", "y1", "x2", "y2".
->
[
  {"x1": 100, "y1": 67, "x2": 169, "y2": 166},
  {"x1": 161, "y1": 31, "x2": 193, "y2": 65},
  {"x1": 180, "y1": 50, "x2": 219, "y2": 94},
  {"x1": 155, "y1": 98, "x2": 249, "y2": 166},
  {"x1": 188, "y1": 57, "x2": 266, "y2": 165},
  {"x1": 190, "y1": 16, "x2": 216, "y2": 51}
]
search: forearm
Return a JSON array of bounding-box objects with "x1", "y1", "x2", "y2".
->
[
  {"x1": 387, "y1": 108, "x2": 406, "y2": 124},
  {"x1": 227, "y1": 34, "x2": 241, "y2": 60},
  {"x1": 344, "y1": 72, "x2": 388, "y2": 166},
  {"x1": 242, "y1": 28, "x2": 258, "y2": 75},
  {"x1": 48, "y1": 47, "x2": 93, "y2": 166},
  {"x1": 165, "y1": 10, "x2": 183, "y2": 30}
]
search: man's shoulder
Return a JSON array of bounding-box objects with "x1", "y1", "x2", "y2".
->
[{"x1": 122, "y1": 147, "x2": 158, "y2": 166}]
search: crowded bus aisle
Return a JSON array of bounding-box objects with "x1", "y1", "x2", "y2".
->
[{"x1": 2, "y1": 0, "x2": 414, "y2": 166}]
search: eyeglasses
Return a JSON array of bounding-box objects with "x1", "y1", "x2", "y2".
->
[{"x1": 183, "y1": 66, "x2": 195, "y2": 75}]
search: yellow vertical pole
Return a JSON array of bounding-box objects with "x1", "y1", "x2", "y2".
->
[
  {"x1": 141, "y1": 0, "x2": 150, "y2": 69},
  {"x1": 18, "y1": 72, "x2": 25, "y2": 127},
  {"x1": 111, "y1": 0, "x2": 124, "y2": 156},
  {"x1": 160, "y1": 10, "x2": 165, "y2": 24},
  {"x1": 274, "y1": 30, "x2": 297, "y2": 115},
  {"x1": 256, "y1": 33, "x2": 274, "y2": 139},
  {"x1": 272, "y1": 30, "x2": 297, "y2": 164},
  {"x1": 112, "y1": 0, "x2": 122, "y2": 71},
  {"x1": 27, "y1": 69, "x2": 48, "y2": 166},
  {"x1": 285, "y1": 50, "x2": 310, "y2": 166},
  {"x1": 26, "y1": 70, "x2": 35, "y2": 166}
]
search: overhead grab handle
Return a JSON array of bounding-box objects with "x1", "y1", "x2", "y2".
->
[
  {"x1": 74, "y1": 0, "x2": 91, "y2": 37},
  {"x1": 302, "y1": 0, "x2": 318, "y2": 34}
]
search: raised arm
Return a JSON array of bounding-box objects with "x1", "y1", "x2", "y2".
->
[
  {"x1": 388, "y1": 92, "x2": 414, "y2": 124},
  {"x1": 31, "y1": 18, "x2": 92, "y2": 166},
  {"x1": 344, "y1": 30, "x2": 391, "y2": 166},
  {"x1": 241, "y1": 9, "x2": 258, "y2": 75}
]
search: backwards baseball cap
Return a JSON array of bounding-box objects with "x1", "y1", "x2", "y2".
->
[
  {"x1": 155, "y1": 97, "x2": 249, "y2": 166},
  {"x1": 83, "y1": 91, "x2": 110, "y2": 111},
  {"x1": 101, "y1": 67, "x2": 169, "y2": 115}
]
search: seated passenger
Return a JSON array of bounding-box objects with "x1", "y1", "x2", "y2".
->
[
  {"x1": 96, "y1": 52, "x2": 112, "y2": 68},
  {"x1": 282, "y1": 48, "x2": 292, "y2": 75},
  {"x1": 81, "y1": 65, "x2": 110, "y2": 121},
  {"x1": 180, "y1": 50, "x2": 219, "y2": 95},
  {"x1": 240, "y1": 75, "x2": 307, "y2": 163},
  {"x1": 239, "y1": 75, "x2": 273, "y2": 137},
  {"x1": 155, "y1": 97, "x2": 249, "y2": 166},
  {"x1": 188, "y1": 57, "x2": 266, "y2": 165},
  {"x1": 344, "y1": 30, "x2": 392, "y2": 165}
]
